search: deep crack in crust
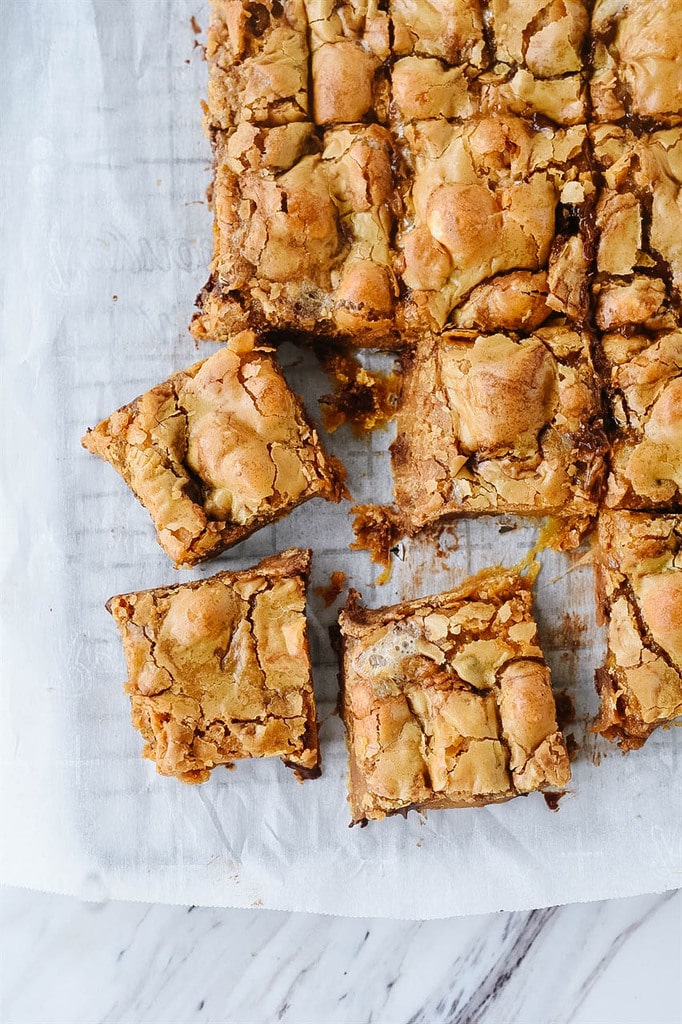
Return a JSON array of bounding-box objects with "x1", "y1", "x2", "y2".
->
[
  {"x1": 391, "y1": 326, "x2": 608, "y2": 538},
  {"x1": 191, "y1": 0, "x2": 617, "y2": 346},
  {"x1": 338, "y1": 568, "x2": 571, "y2": 823},
  {"x1": 107, "y1": 548, "x2": 321, "y2": 783},
  {"x1": 81, "y1": 331, "x2": 347, "y2": 567},
  {"x1": 593, "y1": 511, "x2": 682, "y2": 749}
]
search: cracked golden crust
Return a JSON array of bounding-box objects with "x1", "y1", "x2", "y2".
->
[
  {"x1": 392, "y1": 327, "x2": 607, "y2": 535},
  {"x1": 481, "y1": 0, "x2": 590, "y2": 125},
  {"x1": 339, "y1": 569, "x2": 570, "y2": 822},
  {"x1": 194, "y1": 2, "x2": 598, "y2": 345},
  {"x1": 81, "y1": 332, "x2": 346, "y2": 567},
  {"x1": 107, "y1": 548, "x2": 319, "y2": 782},
  {"x1": 590, "y1": 0, "x2": 682, "y2": 126},
  {"x1": 594, "y1": 512, "x2": 682, "y2": 749},
  {"x1": 592, "y1": 126, "x2": 682, "y2": 331},
  {"x1": 194, "y1": 123, "x2": 401, "y2": 344},
  {"x1": 601, "y1": 330, "x2": 682, "y2": 510},
  {"x1": 397, "y1": 117, "x2": 594, "y2": 333},
  {"x1": 204, "y1": 0, "x2": 310, "y2": 131}
]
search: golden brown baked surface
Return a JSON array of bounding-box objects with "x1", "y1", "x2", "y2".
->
[
  {"x1": 590, "y1": 0, "x2": 682, "y2": 126},
  {"x1": 82, "y1": 331, "x2": 346, "y2": 567},
  {"x1": 601, "y1": 330, "x2": 682, "y2": 510},
  {"x1": 398, "y1": 117, "x2": 593, "y2": 334},
  {"x1": 107, "y1": 548, "x2": 320, "y2": 782},
  {"x1": 193, "y1": 1, "x2": 682, "y2": 346},
  {"x1": 592, "y1": 126, "x2": 682, "y2": 332},
  {"x1": 339, "y1": 568, "x2": 570, "y2": 822},
  {"x1": 594, "y1": 512, "x2": 682, "y2": 749},
  {"x1": 391, "y1": 327, "x2": 608, "y2": 532},
  {"x1": 192, "y1": 1, "x2": 602, "y2": 345}
]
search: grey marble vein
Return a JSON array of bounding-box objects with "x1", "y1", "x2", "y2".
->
[{"x1": 1, "y1": 887, "x2": 680, "y2": 1024}]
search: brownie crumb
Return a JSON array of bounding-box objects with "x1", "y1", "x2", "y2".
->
[
  {"x1": 318, "y1": 349, "x2": 399, "y2": 436},
  {"x1": 315, "y1": 570, "x2": 347, "y2": 608},
  {"x1": 543, "y1": 792, "x2": 567, "y2": 812},
  {"x1": 565, "y1": 732, "x2": 580, "y2": 760},
  {"x1": 350, "y1": 505, "x2": 403, "y2": 568}
]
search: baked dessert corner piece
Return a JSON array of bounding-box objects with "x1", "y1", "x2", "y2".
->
[
  {"x1": 81, "y1": 331, "x2": 347, "y2": 567},
  {"x1": 193, "y1": 119, "x2": 401, "y2": 346},
  {"x1": 107, "y1": 548, "x2": 320, "y2": 782},
  {"x1": 338, "y1": 568, "x2": 571, "y2": 823},
  {"x1": 392, "y1": 326, "x2": 608, "y2": 543},
  {"x1": 594, "y1": 512, "x2": 682, "y2": 750}
]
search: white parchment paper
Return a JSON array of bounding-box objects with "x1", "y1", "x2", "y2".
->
[{"x1": 1, "y1": 0, "x2": 680, "y2": 919}]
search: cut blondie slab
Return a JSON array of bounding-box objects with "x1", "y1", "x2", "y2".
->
[
  {"x1": 600, "y1": 329, "x2": 682, "y2": 510},
  {"x1": 194, "y1": 121, "x2": 401, "y2": 344},
  {"x1": 397, "y1": 116, "x2": 594, "y2": 334},
  {"x1": 590, "y1": 0, "x2": 682, "y2": 126},
  {"x1": 203, "y1": 0, "x2": 311, "y2": 131},
  {"x1": 480, "y1": 0, "x2": 591, "y2": 126},
  {"x1": 593, "y1": 512, "x2": 682, "y2": 750},
  {"x1": 591, "y1": 126, "x2": 682, "y2": 332},
  {"x1": 338, "y1": 567, "x2": 571, "y2": 823},
  {"x1": 391, "y1": 326, "x2": 608, "y2": 537},
  {"x1": 81, "y1": 332, "x2": 346, "y2": 567},
  {"x1": 107, "y1": 548, "x2": 320, "y2": 783}
]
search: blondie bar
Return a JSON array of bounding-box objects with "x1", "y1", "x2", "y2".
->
[
  {"x1": 392, "y1": 327, "x2": 608, "y2": 536},
  {"x1": 82, "y1": 332, "x2": 346, "y2": 566},
  {"x1": 600, "y1": 329, "x2": 682, "y2": 510},
  {"x1": 592, "y1": 126, "x2": 682, "y2": 332},
  {"x1": 397, "y1": 116, "x2": 593, "y2": 334},
  {"x1": 590, "y1": 0, "x2": 682, "y2": 126},
  {"x1": 338, "y1": 568, "x2": 571, "y2": 823},
  {"x1": 594, "y1": 512, "x2": 682, "y2": 749},
  {"x1": 107, "y1": 548, "x2": 320, "y2": 782}
]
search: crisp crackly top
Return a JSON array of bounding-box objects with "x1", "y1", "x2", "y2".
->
[
  {"x1": 392, "y1": 326, "x2": 607, "y2": 528},
  {"x1": 592, "y1": 126, "x2": 682, "y2": 332},
  {"x1": 398, "y1": 118, "x2": 593, "y2": 331},
  {"x1": 82, "y1": 331, "x2": 344, "y2": 566},
  {"x1": 107, "y1": 548, "x2": 318, "y2": 782},
  {"x1": 602, "y1": 330, "x2": 682, "y2": 509},
  {"x1": 595, "y1": 512, "x2": 682, "y2": 744},
  {"x1": 192, "y1": 0, "x2": 681, "y2": 345},
  {"x1": 591, "y1": 0, "x2": 682, "y2": 125},
  {"x1": 340, "y1": 569, "x2": 570, "y2": 821}
]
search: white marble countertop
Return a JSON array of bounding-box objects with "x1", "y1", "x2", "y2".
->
[{"x1": 1, "y1": 887, "x2": 679, "y2": 1024}]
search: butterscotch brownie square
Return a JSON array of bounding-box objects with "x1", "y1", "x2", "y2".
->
[
  {"x1": 204, "y1": 0, "x2": 390, "y2": 134},
  {"x1": 193, "y1": 122, "x2": 400, "y2": 344},
  {"x1": 305, "y1": 0, "x2": 391, "y2": 126},
  {"x1": 392, "y1": 326, "x2": 608, "y2": 536},
  {"x1": 397, "y1": 117, "x2": 594, "y2": 334},
  {"x1": 481, "y1": 0, "x2": 590, "y2": 125},
  {"x1": 601, "y1": 329, "x2": 682, "y2": 510},
  {"x1": 339, "y1": 568, "x2": 571, "y2": 823},
  {"x1": 594, "y1": 512, "x2": 682, "y2": 749},
  {"x1": 107, "y1": 549, "x2": 320, "y2": 782},
  {"x1": 590, "y1": 0, "x2": 682, "y2": 126},
  {"x1": 592, "y1": 126, "x2": 682, "y2": 332},
  {"x1": 82, "y1": 332, "x2": 346, "y2": 567}
]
